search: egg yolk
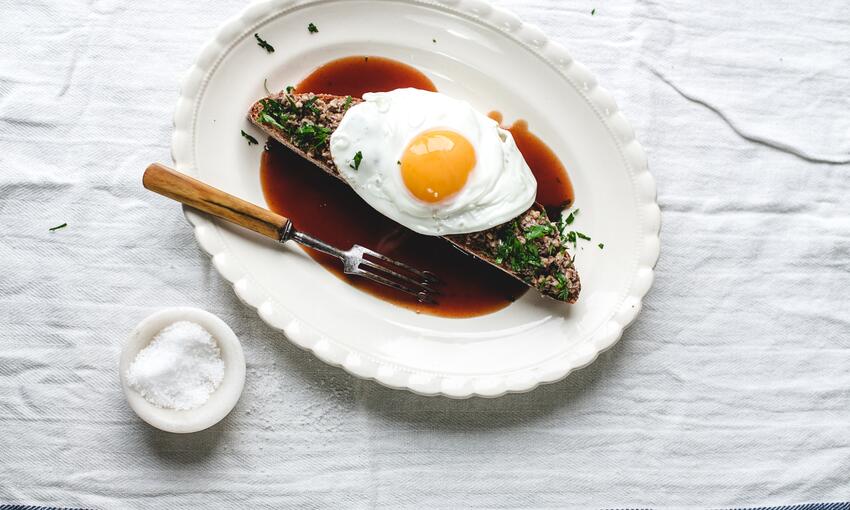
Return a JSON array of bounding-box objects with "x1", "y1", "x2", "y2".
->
[{"x1": 400, "y1": 130, "x2": 476, "y2": 203}]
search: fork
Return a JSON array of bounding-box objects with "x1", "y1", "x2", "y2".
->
[{"x1": 143, "y1": 163, "x2": 439, "y2": 303}]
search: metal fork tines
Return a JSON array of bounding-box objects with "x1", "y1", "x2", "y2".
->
[{"x1": 284, "y1": 226, "x2": 440, "y2": 303}]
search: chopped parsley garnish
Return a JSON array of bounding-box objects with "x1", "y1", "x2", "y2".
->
[
  {"x1": 494, "y1": 222, "x2": 542, "y2": 272},
  {"x1": 558, "y1": 207, "x2": 594, "y2": 247},
  {"x1": 258, "y1": 98, "x2": 290, "y2": 131},
  {"x1": 257, "y1": 96, "x2": 332, "y2": 153},
  {"x1": 302, "y1": 96, "x2": 321, "y2": 116},
  {"x1": 563, "y1": 230, "x2": 591, "y2": 246},
  {"x1": 524, "y1": 224, "x2": 553, "y2": 241},
  {"x1": 283, "y1": 92, "x2": 299, "y2": 110},
  {"x1": 343, "y1": 95, "x2": 353, "y2": 110},
  {"x1": 285, "y1": 85, "x2": 295, "y2": 94},
  {"x1": 591, "y1": 8, "x2": 596, "y2": 15},
  {"x1": 254, "y1": 33, "x2": 274, "y2": 53},
  {"x1": 555, "y1": 272, "x2": 570, "y2": 301},
  {"x1": 557, "y1": 209, "x2": 578, "y2": 241},
  {"x1": 241, "y1": 130, "x2": 258, "y2": 145},
  {"x1": 49, "y1": 223, "x2": 67, "y2": 232},
  {"x1": 598, "y1": 243, "x2": 605, "y2": 249},
  {"x1": 350, "y1": 151, "x2": 363, "y2": 170},
  {"x1": 294, "y1": 122, "x2": 331, "y2": 150},
  {"x1": 432, "y1": 38, "x2": 437, "y2": 43},
  {"x1": 307, "y1": 23, "x2": 319, "y2": 33}
]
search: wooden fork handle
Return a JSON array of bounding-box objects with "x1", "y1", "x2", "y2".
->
[{"x1": 143, "y1": 163, "x2": 290, "y2": 241}]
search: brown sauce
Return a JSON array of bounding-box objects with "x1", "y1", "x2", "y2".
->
[
  {"x1": 260, "y1": 56, "x2": 573, "y2": 317},
  {"x1": 296, "y1": 55, "x2": 438, "y2": 97}
]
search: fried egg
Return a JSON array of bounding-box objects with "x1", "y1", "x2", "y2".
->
[{"x1": 329, "y1": 88, "x2": 537, "y2": 236}]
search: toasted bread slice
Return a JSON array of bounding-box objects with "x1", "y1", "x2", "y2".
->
[{"x1": 249, "y1": 91, "x2": 580, "y2": 302}]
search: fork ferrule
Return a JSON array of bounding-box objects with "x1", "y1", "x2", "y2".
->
[{"x1": 278, "y1": 219, "x2": 294, "y2": 243}]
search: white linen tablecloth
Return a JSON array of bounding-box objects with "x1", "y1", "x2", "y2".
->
[{"x1": 1, "y1": 0, "x2": 849, "y2": 508}]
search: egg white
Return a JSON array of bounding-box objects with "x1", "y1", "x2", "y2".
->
[{"x1": 329, "y1": 88, "x2": 537, "y2": 236}]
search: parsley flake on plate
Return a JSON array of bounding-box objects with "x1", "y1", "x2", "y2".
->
[
  {"x1": 241, "y1": 130, "x2": 258, "y2": 145},
  {"x1": 254, "y1": 33, "x2": 274, "y2": 53}
]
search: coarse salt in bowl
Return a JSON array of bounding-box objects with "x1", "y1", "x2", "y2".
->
[{"x1": 120, "y1": 307, "x2": 246, "y2": 433}]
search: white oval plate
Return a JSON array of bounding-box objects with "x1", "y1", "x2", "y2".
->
[{"x1": 172, "y1": 0, "x2": 660, "y2": 398}]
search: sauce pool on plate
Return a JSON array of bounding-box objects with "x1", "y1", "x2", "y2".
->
[
  {"x1": 260, "y1": 56, "x2": 574, "y2": 318},
  {"x1": 296, "y1": 55, "x2": 439, "y2": 99}
]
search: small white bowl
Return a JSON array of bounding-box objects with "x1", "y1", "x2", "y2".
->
[{"x1": 120, "y1": 307, "x2": 246, "y2": 433}]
